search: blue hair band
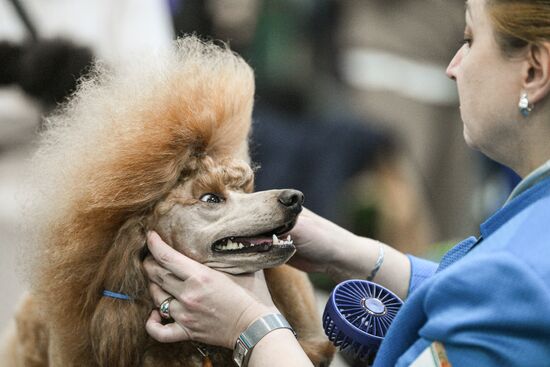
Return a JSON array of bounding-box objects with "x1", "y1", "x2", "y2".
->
[{"x1": 102, "y1": 289, "x2": 132, "y2": 301}]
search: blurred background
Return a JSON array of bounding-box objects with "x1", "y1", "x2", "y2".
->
[{"x1": 0, "y1": 0, "x2": 520, "y2": 365}]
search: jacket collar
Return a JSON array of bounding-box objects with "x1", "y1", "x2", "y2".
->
[
  {"x1": 480, "y1": 161, "x2": 550, "y2": 239},
  {"x1": 505, "y1": 159, "x2": 550, "y2": 204}
]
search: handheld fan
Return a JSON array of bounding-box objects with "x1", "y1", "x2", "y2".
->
[{"x1": 323, "y1": 280, "x2": 403, "y2": 364}]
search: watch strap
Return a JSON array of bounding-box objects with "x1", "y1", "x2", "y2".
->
[{"x1": 233, "y1": 313, "x2": 295, "y2": 367}]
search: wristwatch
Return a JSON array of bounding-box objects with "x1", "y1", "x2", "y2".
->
[{"x1": 232, "y1": 313, "x2": 296, "y2": 367}]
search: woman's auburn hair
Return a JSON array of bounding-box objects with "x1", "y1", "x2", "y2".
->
[{"x1": 487, "y1": 0, "x2": 550, "y2": 56}]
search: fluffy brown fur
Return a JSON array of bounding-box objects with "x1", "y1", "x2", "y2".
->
[{"x1": 2, "y1": 37, "x2": 334, "y2": 366}]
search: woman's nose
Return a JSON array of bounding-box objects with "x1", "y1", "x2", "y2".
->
[{"x1": 446, "y1": 47, "x2": 463, "y2": 81}]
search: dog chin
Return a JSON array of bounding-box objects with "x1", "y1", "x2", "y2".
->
[{"x1": 204, "y1": 248, "x2": 296, "y2": 274}]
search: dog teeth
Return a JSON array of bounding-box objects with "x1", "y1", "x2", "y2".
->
[
  {"x1": 228, "y1": 240, "x2": 240, "y2": 250},
  {"x1": 216, "y1": 233, "x2": 294, "y2": 251},
  {"x1": 216, "y1": 239, "x2": 244, "y2": 251},
  {"x1": 272, "y1": 234, "x2": 293, "y2": 246}
]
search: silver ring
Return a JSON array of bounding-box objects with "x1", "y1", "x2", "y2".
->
[{"x1": 159, "y1": 296, "x2": 175, "y2": 320}]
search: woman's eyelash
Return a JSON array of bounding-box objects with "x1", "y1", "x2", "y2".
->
[{"x1": 461, "y1": 37, "x2": 473, "y2": 46}]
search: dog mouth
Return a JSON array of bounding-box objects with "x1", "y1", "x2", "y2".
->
[{"x1": 211, "y1": 220, "x2": 297, "y2": 254}]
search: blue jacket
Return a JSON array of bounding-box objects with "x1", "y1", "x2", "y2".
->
[{"x1": 374, "y1": 173, "x2": 550, "y2": 366}]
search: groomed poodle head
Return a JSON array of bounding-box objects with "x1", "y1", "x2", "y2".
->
[
  {"x1": 26, "y1": 36, "x2": 301, "y2": 365},
  {"x1": 149, "y1": 155, "x2": 303, "y2": 274}
]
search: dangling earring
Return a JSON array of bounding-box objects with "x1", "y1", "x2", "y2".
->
[{"x1": 518, "y1": 92, "x2": 533, "y2": 117}]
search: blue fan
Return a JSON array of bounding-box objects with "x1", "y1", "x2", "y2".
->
[{"x1": 323, "y1": 280, "x2": 403, "y2": 364}]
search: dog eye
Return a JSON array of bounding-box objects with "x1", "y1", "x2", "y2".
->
[{"x1": 199, "y1": 193, "x2": 224, "y2": 204}]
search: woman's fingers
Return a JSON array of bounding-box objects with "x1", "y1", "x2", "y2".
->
[
  {"x1": 143, "y1": 255, "x2": 173, "y2": 285},
  {"x1": 148, "y1": 284, "x2": 191, "y2": 335},
  {"x1": 146, "y1": 231, "x2": 210, "y2": 280},
  {"x1": 144, "y1": 256, "x2": 188, "y2": 297},
  {"x1": 149, "y1": 282, "x2": 173, "y2": 307},
  {"x1": 146, "y1": 309, "x2": 191, "y2": 343}
]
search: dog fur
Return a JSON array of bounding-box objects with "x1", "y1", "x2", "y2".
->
[{"x1": 1, "y1": 37, "x2": 334, "y2": 366}]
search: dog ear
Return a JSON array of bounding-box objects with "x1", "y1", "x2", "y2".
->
[{"x1": 89, "y1": 217, "x2": 152, "y2": 366}]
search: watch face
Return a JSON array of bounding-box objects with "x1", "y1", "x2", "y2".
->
[{"x1": 233, "y1": 339, "x2": 247, "y2": 366}]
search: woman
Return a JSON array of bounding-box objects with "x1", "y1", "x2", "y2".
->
[{"x1": 143, "y1": 0, "x2": 550, "y2": 365}]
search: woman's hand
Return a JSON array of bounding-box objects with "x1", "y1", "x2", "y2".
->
[
  {"x1": 288, "y1": 208, "x2": 357, "y2": 276},
  {"x1": 288, "y1": 208, "x2": 410, "y2": 298},
  {"x1": 144, "y1": 231, "x2": 279, "y2": 349}
]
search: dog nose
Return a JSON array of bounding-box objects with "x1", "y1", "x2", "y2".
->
[{"x1": 278, "y1": 189, "x2": 304, "y2": 214}]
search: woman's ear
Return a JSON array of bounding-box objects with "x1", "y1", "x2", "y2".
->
[
  {"x1": 523, "y1": 41, "x2": 550, "y2": 104},
  {"x1": 89, "y1": 218, "x2": 153, "y2": 366}
]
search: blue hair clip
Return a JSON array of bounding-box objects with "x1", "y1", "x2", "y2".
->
[{"x1": 102, "y1": 289, "x2": 132, "y2": 301}]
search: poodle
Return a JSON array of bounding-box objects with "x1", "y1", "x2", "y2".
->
[{"x1": 0, "y1": 36, "x2": 334, "y2": 366}]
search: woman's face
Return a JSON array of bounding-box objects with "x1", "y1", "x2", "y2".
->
[{"x1": 446, "y1": 0, "x2": 524, "y2": 158}]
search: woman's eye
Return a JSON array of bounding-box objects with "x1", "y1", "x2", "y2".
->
[
  {"x1": 200, "y1": 193, "x2": 224, "y2": 203},
  {"x1": 461, "y1": 31, "x2": 473, "y2": 48}
]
